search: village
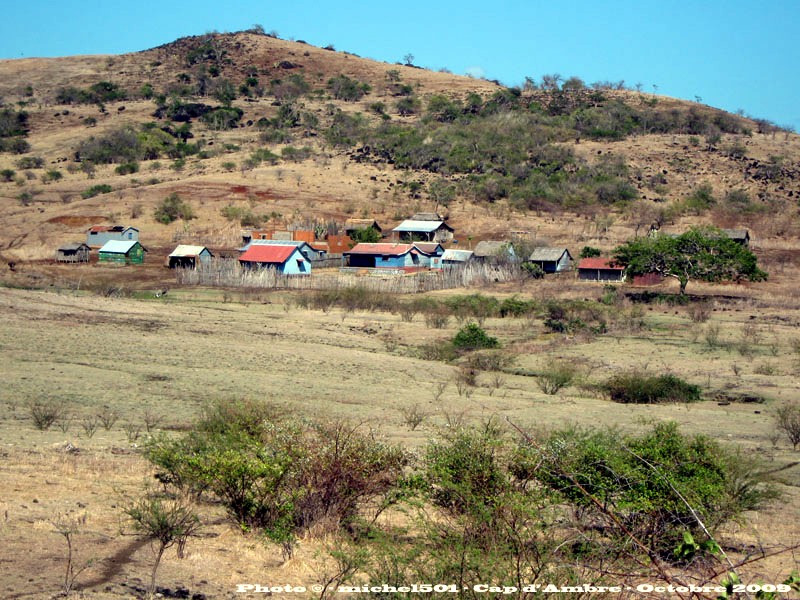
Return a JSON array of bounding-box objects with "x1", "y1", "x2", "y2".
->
[{"x1": 55, "y1": 211, "x2": 754, "y2": 292}]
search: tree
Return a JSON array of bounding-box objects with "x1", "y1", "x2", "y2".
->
[
  {"x1": 125, "y1": 495, "x2": 201, "y2": 598},
  {"x1": 613, "y1": 227, "x2": 767, "y2": 294},
  {"x1": 349, "y1": 227, "x2": 381, "y2": 244},
  {"x1": 154, "y1": 193, "x2": 195, "y2": 224}
]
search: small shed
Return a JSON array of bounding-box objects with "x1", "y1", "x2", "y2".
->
[
  {"x1": 168, "y1": 245, "x2": 213, "y2": 269},
  {"x1": 98, "y1": 240, "x2": 147, "y2": 264},
  {"x1": 86, "y1": 225, "x2": 139, "y2": 248},
  {"x1": 344, "y1": 218, "x2": 382, "y2": 235},
  {"x1": 721, "y1": 229, "x2": 750, "y2": 247},
  {"x1": 577, "y1": 258, "x2": 625, "y2": 282},
  {"x1": 442, "y1": 248, "x2": 474, "y2": 266},
  {"x1": 344, "y1": 243, "x2": 421, "y2": 269},
  {"x1": 56, "y1": 243, "x2": 91, "y2": 263},
  {"x1": 392, "y1": 219, "x2": 454, "y2": 243},
  {"x1": 527, "y1": 247, "x2": 573, "y2": 273},
  {"x1": 473, "y1": 241, "x2": 517, "y2": 263},
  {"x1": 239, "y1": 244, "x2": 310, "y2": 274}
]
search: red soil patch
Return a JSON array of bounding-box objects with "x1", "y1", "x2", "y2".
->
[{"x1": 46, "y1": 215, "x2": 107, "y2": 227}]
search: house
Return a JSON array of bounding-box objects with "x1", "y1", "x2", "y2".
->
[
  {"x1": 344, "y1": 243, "x2": 422, "y2": 269},
  {"x1": 721, "y1": 229, "x2": 750, "y2": 247},
  {"x1": 577, "y1": 258, "x2": 625, "y2": 282},
  {"x1": 473, "y1": 241, "x2": 517, "y2": 263},
  {"x1": 442, "y1": 248, "x2": 474, "y2": 266},
  {"x1": 98, "y1": 240, "x2": 147, "y2": 264},
  {"x1": 168, "y1": 245, "x2": 213, "y2": 269},
  {"x1": 241, "y1": 228, "x2": 316, "y2": 245},
  {"x1": 392, "y1": 218, "x2": 454, "y2": 243},
  {"x1": 238, "y1": 244, "x2": 310, "y2": 274},
  {"x1": 56, "y1": 243, "x2": 91, "y2": 263},
  {"x1": 344, "y1": 219, "x2": 382, "y2": 236},
  {"x1": 527, "y1": 247, "x2": 573, "y2": 273},
  {"x1": 413, "y1": 242, "x2": 445, "y2": 269},
  {"x1": 86, "y1": 225, "x2": 139, "y2": 248},
  {"x1": 238, "y1": 240, "x2": 325, "y2": 262}
]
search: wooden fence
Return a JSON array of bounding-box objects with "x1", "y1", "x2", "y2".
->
[{"x1": 176, "y1": 259, "x2": 524, "y2": 293}]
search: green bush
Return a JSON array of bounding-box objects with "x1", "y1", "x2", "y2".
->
[
  {"x1": 81, "y1": 184, "x2": 112, "y2": 199},
  {"x1": 327, "y1": 74, "x2": 370, "y2": 101},
  {"x1": 452, "y1": 323, "x2": 499, "y2": 351},
  {"x1": 603, "y1": 372, "x2": 701, "y2": 404},
  {"x1": 154, "y1": 192, "x2": 195, "y2": 224}
]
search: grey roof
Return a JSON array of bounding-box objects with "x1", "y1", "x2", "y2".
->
[
  {"x1": 528, "y1": 247, "x2": 571, "y2": 262},
  {"x1": 238, "y1": 239, "x2": 319, "y2": 253},
  {"x1": 98, "y1": 240, "x2": 142, "y2": 254},
  {"x1": 442, "y1": 249, "x2": 474, "y2": 262},
  {"x1": 58, "y1": 242, "x2": 90, "y2": 251},
  {"x1": 473, "y1": 241, "x2": 514, "y2": 257},
  {"x1": 721, "y1": 228, "x2": 749, "y2": 240},
  {"x1": 392, "y1": 219, "x2": 452, "y2": 233}
]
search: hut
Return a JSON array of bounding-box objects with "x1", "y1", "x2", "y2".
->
[
  {"x1": 527, "y1": 247, "x2": 573, "y2": 273},
  {"x1": 98, "y1": 240, "x2": 147, "y2": 264},
  {"x1": 721, "y1": 229, "x2": 750, "y2": 247},
  {"x1": 392, "y1": 218, "x2": 454, "y2": 243},
  {"x1": 56, "y1": 243, "x2": 91, "y2": 263},
  {"x1": 442, "y1": 248, "x2": 474, "y2": 267},
  {"x1": 473, "y1": 241, "x2": 517, "y2": 263},
  {"x1": 577, "y1": 258, "x2": 625, "y2": 282},
  {"x1": 168, "y1": 245, "x2": 213, "y2": 269},
  {"x1": 238, "y1": 244, "x2": 310, "y2": 274},
  {"x1": 344, "y1": 219, "x2": 382, "y2": 236}
]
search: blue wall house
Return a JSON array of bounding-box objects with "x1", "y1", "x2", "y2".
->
[
  {"x1": 412, "y1": 242, "x2": 445, "y2": 269},
  {"x1": 168, "y1": 245, "x2": 214, "y2": 269},
  {"x1": 442, "y1": 248, "x2": 474, "y2": 267},
  {"x1": 239, "y1": 244, "x2": 310, "y2": 274},
  {"x1": 527, "y1": 247, "x2": 573, "y2": 273},
  {"x1": 87, "y1": 225, "x2": 139, "y2": 248},
  {"x1": 344, "y1": 243, "x2": 423, "y2": 269}
]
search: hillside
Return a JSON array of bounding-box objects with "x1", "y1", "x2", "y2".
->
[{"x1": 0, "y1": 30, "x2": 798, "y2": 275}]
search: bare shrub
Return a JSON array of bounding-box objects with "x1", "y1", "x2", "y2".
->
[
  {"x1": 424, "y1": 311, "x2": 450, "y2": 329},
  {"x1": 432, "y1": 382, "x2": 447, "y2": 403},
  {"x1": 97, "y1": 406, "x2": 118, "y2": 430},
  {"x1": 775, "y1": 402, "x2": 800, "y2": 450},
  {"x1": 123, "y1": 421, "x2": 142, "y2": 444},
  {"x1": 400, "y1": 404, "x2": 428, "y2": 431},
  {"x1": 686, "y1": 302, "x2": 711, "y2": 323},
  {"x1": 52, "y1": 513, "x2": 91, "y2": 595},
  {"x1": 81, "y1": 416, "x2": 100, "y2": 439},
  {"x1": 29, "y1": 399, "x2": 64, "y2": 430},
  {"x1": 143, "y1": 409, "x2": 163, "y2": 432}
]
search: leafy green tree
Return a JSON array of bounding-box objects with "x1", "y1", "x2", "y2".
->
[
  {"x1": 452, "y1": 323, "x2": 499, "y2": 351},
  {"x1": 349, "y1": 227, "x2": 381, "y2": 244},
  {"x1": 579, "y1": 246, "x2": 602, "y2": 258},
  {"x1": 613, "y1": 227, "x2": 767, "y2": 294}
]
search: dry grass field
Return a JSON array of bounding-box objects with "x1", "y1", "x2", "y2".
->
[{"x1": 0, "y1": 272, "x2": 799, "y2": 598}]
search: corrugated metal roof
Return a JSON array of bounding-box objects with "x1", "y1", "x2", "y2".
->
[
  {"x1": 169, "y1": 245, "x2": 210, "y2": 258},
  {"x1": 721, "y1": 228, "x2": 749, "y2": 240},
  {"x1": 392, "y1": 220, "x2": 448, "y2": 233},
  {"x1": 98, "y1": 240, "x2": 141, "y2": 254},
  {"x1": 578, "y1": 258, "x2": 623, "y2": 270},
  {"x1": 413, "y1": 242, "x2": 444, "y2": 255},
  {"x1": 239, "y1": 245, "x2": 298, "y2": 264},
  {"x1": 528, "y1": 247, "x2": 571, "y2": 262},
  {"x1": 345, "y1": 243, "x2": 414, "y2": 256},
  {"x1": 442, "y1": 249, "x2": 473, "y2": 262},
  {"x1": 238, "y1": 240, "x2": 315, "y2": 252},
  {"x1": 58, "y1": 242, "x2": 90, "y2": 251}
]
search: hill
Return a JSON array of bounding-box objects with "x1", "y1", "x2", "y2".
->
[{"x1": 0, "y1": 30, "x2": 798, "y2": 275}]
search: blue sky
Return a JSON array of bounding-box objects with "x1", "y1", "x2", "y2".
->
[{"x1": 3, "y1": 1, "x2": 799, "y2": 130}]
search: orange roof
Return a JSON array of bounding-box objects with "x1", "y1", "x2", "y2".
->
[
  {"x1": 345, "y1": 243, "x2": 414, "y2": 256},
  {"x1": 239, "y1": 245, "x2": 298, "y2": 264},
  {"x1": 578, "y1": 258, "x2": 624, "y2": 270}
]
